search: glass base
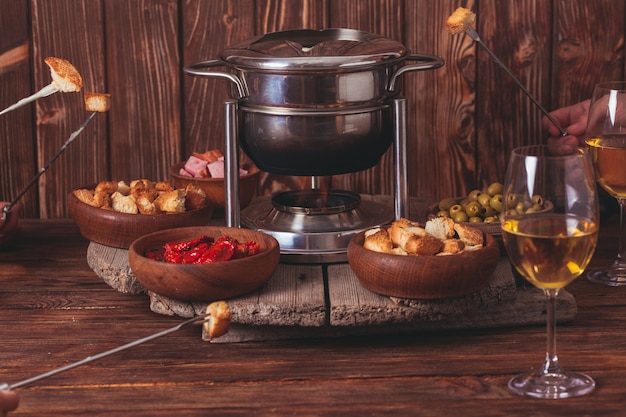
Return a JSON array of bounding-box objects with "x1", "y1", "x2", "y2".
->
[
  {"x1": 508, "y1": 370, "x2": 595, "y2": 399},
  {"x1": 587, "y1": 268, "x2": 626, "y2": 286}
]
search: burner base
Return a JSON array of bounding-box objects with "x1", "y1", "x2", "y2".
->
[{"x1": 240, "y1": 195, "x2": 394, "y2": 264}]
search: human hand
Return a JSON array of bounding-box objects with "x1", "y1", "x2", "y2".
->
[
  {"x1": 0, "y1": 389, "x2": 19, "y2": 416},
  {"x1": 543, "y1": 99, "x2": 590, "y2": 152}
]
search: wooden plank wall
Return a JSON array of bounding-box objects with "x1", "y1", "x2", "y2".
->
[{"x1": 0, "y1": 0, "x2": 624, "y2": 220}]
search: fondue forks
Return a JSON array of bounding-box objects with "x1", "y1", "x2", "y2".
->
[
  {"x1": 1, "y1": 92, "x2": 110, "y2": 223},
  {"x1": 1, "y1": 112, "x2": 98, "y2": 222},
  {"x1": 0, "y1": 313, "x2": 213, "y2": 391},
  {"x1": 464, "y1": 26, "x2": 568, "y2": 137}
]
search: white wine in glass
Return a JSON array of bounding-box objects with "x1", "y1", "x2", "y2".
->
[
  {"x1": 586, "y1": 81, "x2": 626, "y2": 286},
  {"x1": 502, "y1": 145, "x2": 599, "y2": 399}
]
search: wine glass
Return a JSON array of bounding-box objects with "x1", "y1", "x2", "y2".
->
[
  {"x1": 585, "y1": 81, "x2": 626, "y2": 286},
  {"x1": 501, "y1": 144, "x2": 599, "y2": 399}
]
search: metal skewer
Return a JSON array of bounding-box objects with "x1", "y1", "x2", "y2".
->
[
  {"x1": 0, "y1": 314, "x2": 212, "y2": 391},
  {"x1": 464, "y1": 26, "x2": 568, "y2": 137},
  {"x1": 0, "y1": 84, "x2": 60, "y2": 117},
  {"x1": 1, "y1": 112, "x2": 97, "y2": 222},
  {"x1": 1, "y1": 57, "x2": 82, "y2": 117}
]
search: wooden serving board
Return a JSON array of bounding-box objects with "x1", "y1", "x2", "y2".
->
[{"x1": 87, "y1": 243, "x2": 576, "y2": 343}]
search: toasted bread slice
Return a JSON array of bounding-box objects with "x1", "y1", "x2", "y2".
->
[
  {"x1": 203, "y1": 301, "x2": 231, "y2": 340},
  {"x1": 453, "y1": 223, "x2": 484, "y2": 250},
  {"x1": 425, "y1": 217, "x2": 456, "y2": 241},
  {"x1": 363, "y1": 227, "x2": 394, "y2": 254},
  {"x1": 44, "y1": 57, "x2": 83, "y2": 92},
  {"x1": 445, "y1": 7, "x2": 476, "y2": 35},
  {"x1": 85, "y1": 92, "x2": 111, "y2": 112}
]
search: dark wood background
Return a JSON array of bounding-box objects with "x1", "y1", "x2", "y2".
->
[{"x1": 1, "y1": 0, "x2": 624, "y2": 219}]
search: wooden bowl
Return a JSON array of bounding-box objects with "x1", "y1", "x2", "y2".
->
[
  {"x1": 67, "y1": 190, "x2": 213, "y2": 249},
  {"x1": 0, "y1": 202, "x2": 20, "y2": 248},
  {"x1": 347, "y1": 229, "x2": 500, "y2": 299},
  {"x1": 128, "y1": 226, "x2": 280, "y2": 301},
  {"x1": 426, "y1": 199, "x2": 553, "y2": 239},
  {"x1": 169, "y1": 162, "x2": 260, "y2": 213}
]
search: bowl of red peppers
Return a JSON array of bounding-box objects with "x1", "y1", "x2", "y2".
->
[{"x1": 128, "y1": 226, "x2": 280, "y2": 301}]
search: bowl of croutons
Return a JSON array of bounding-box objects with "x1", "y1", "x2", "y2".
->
[
  {"x1": 68, "y1": 179, "x2": 213, "y2": 249},
  {"x1": 169, "y1": 150, "x2": 261, "y2": 214},
  {"x1": 347, "y1": 217, "x2": 500, "y2": 299}
]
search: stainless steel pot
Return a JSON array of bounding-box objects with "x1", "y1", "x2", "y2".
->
[
  {"x1": 185, "y1": 28, "x2": 444, "y2": 175},
  {"x1": 239, "y1": 103, "x2": 392, "y2": 175}
]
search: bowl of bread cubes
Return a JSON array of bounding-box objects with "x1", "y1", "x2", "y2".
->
[
  {"x1": 347, "y1": 217, "x2": 500, "y2": 299},
  {"x1": 68, "y1": 178, "x2": 213, "y2": 249}
]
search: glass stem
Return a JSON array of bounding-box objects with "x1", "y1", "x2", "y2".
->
[
  {"x1": 617, "y1": 198, "x2": 626, "y2": 266},
  {"x1": 540, "y1": 288, "x2": 562, "y2": 375}
]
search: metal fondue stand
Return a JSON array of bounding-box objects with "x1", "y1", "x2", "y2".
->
[
  {"x1": 183, "y1": 29, "x2": 444, "y2": 263},
  {"x1": 221, "y1": 96, "x2": 410, "y2": 263}
]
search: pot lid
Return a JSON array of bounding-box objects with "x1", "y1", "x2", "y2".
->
[{"x1": 220, "y1": 28, "x2": 408, "y2": 71}]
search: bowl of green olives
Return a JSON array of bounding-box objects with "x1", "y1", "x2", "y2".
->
[{"x1": 428, "y1": 182, "x2": 552, "y2": 238}]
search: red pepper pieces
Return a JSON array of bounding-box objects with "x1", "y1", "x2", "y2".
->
[{"x1": 145, "y1": 234, "x2": 260, "y2": 264}]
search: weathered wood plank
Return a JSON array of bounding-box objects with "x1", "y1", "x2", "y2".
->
[
  {"x1": 551, "y1": 0, "x2": 625, "y2": 108},
  {"x1": 83, "y1": 226, "x2": 575, "y2": 344},
  {"x1": 104, "y1": 0, "x2": 180, "y2": 184},
  {"x1": 31, "y1": 1, "x2": 107, "y2": 218},
  {"x1": 148, "y1": 263, "x2": 327, "y2": 328},
  {"x1": 256, "y1": 0, "x2": 329, "y2": 32},
  {"x1": 87, "y1": 242, "x2": 146, "y2": 295},
  {"x1": 475, "y1": 0, "x2": 552, "y2": 191},
  {"x1": 2, "y1": 1, "x2": 626, "y2": 220},
  {"x1": 182, "y1": 0, "x2": 255, "y2": 162},
  {"x1": 30, "y1": 1, "x2": 107, "y2": 218},
  {"x1": 2, "y1": 219, "x2": 626, "y2": 416},
  {"x1": 0, "y1": 0, "x2": 36, "y2": 218},
  {"x1": 328, "y1": 259, "x2": 518, "y2": 325},
  {"x1": 407, "y1": 0, "x2": 471, "y2": 200}
]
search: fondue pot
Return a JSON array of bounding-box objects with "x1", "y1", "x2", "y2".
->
[{"x1": 185, "y1": 28, "x2": 444, "y2": 176}]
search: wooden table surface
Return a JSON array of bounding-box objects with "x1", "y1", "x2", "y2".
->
[{"x1": 0, "y1": 216, "x2": 624, "y2": 416}]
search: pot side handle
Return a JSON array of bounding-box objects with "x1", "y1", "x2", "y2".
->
[
  {"x1": 388, "y1": 54, "x2": 444, "y2": 92},
  {"x1": 184, "y1": 60, "x2": 245, "y2": 98}
]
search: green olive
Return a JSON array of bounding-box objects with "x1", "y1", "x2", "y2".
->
[
  {"x1": 489, "y1": 194, "x2": 503, "y2": 212},
  {"x1": 482, "y1": 206, "x2": 496, "y2": 217},
  {"x1": 506, "y1": 194, "x2": 519, "y2": 209},
  {"x1": 459, "y1": 198, "x2": 471, "y2": 208},
  {"x1": 436, "y1": 210, "x2": 450, "y2": 218},
  {"x1": 515, "y1": 202, "x2": 527, "y2": 213},
  {"x1": 438, "y1": 197, "x2": 458, "y2": 211},
  {"x1": 465, "y1": 201, "x2": 483, "y2": 217},
  {"x1": 449, "y1": 204, "x2": 464, "y2": 216},
  {"x1": 477, "y1": 193, "x2": 492, "y2": 207},
  {"x1": 525, "y1": 207, "x2": 539, "y2": 214},
  {"x1": 531, "y1": 203, "x2": 543, "y2": 211},
  {"x1": 452, "y1": 211, "x2": 469, "y2": 223},
  {"x1": 469, "y1": 216, "x2": 483, "y2": 223},
  {"x1": 483, "y1": 216, "x2": 498, "y2": 223},
  {"x1": 486, "y1": 182, "x2": 504, "y2": 196},
  {"x1": 468, "y1": 189, "x2": 482, "y2": 202},
  {"x1": 532, "y1": 194, "x2": 544, "y2": 206},
  {"x1": 505, "y1": 209, "x2": 518, "y2": 216}
]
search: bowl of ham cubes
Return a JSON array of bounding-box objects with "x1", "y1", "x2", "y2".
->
[{"x1": 170, "y1": 149, "x2": 261, "y2": 214}]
